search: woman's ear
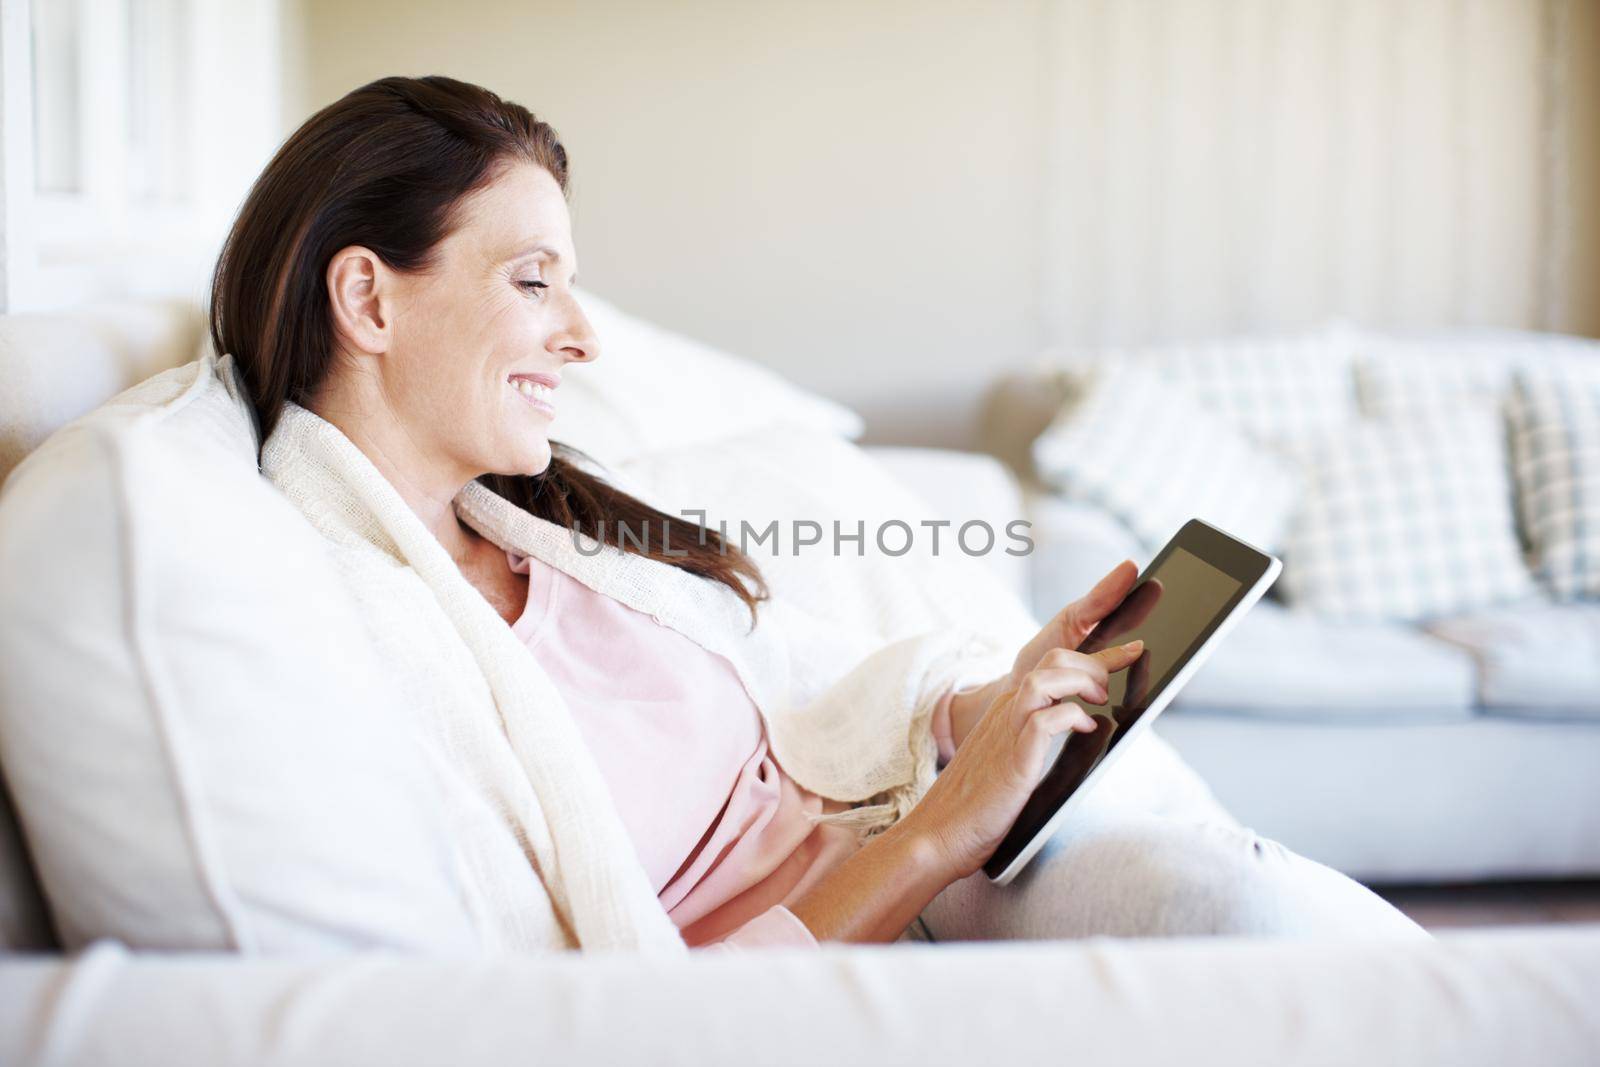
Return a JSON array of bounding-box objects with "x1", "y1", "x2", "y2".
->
[{"x1": 326, "y1": 246, "x2": 391, "y2": 355}]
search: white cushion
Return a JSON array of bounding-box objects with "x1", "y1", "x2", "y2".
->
[
  {"x1": 0, "y1": 355, "x2": 476, "y2": 953},
  {"x1": 553, "y1": 289, "x2": 863, "y2": 468},
  {"x1": 1428, "y1": 603, "x2": 1600, "y2": 718},
  {"x1": 1281, "y1": 409, "x2": 1539, "y2": 622},
  {"x1": 1031, "y1": 362, "x2": 1301, "y2": 552},
  {"x1": 1174, "y1": 602, "x2": 1477, "y2": 718},
  {"x1": 1508, "y1": 361, "x2": 1600, "y2": 600},
  {"x1": 3, "y1": 927, "x2": 1597, "y2": 1067},
  {"x1": 611, "y1": 424, "x2": 1039, "y2": 655},
  {"x1": 1020, "y1": 491, "x2": 1151, "y2": 623},
  {"x1": 861, "y1": 446, "x2": 1030, "y2": 605},
  {"x1": 1158, "y1": 713, "x2": 1600, "y2": 882}
]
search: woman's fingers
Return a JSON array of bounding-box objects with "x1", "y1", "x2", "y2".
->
[
  {"x1": 1036, "y1": 700, "x2": 1100, "y2": 734},
  {"x1": 1015, "y1": 667, "x2": 1104, "y2": 714},
  {"x1": 1053, "y1": 560, "x2": 1139, "y2": 648},
  {"x1": 1011, "y1": 652, "x2": 1135, "y2": 720},
  {"x1": 1025, "y1": 701, "x2": 1096, "y2": 742},
  {"x1": 1038, "y1": 640, "x2": 1146, "y2": 687},
  {"x1": 1014, "y1": 701, "x2": 1098, "y2": 774},
  {"x1": 1011, "y1": 643, "x2": 1145, "y2": 731},
  {"x1": 1091, "y1": 639, "x2": 1145, "y2": 674},
  {"x1": 1113, "y1": 576, "x2": 1163, "y2": 632}
]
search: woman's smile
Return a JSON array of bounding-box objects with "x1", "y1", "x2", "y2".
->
[{"x1": 507, "y1": 372, "x2": 559, "y2": 416}]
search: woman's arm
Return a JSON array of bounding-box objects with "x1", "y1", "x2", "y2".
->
[
  {"x1": 705, "y1": 679, "x2": 1011, "y2": 947},
  {"x1": 786, "y1": 816, "x2": 953, "y2": 943},
  {"x1": 789, "y1": 637, "x2": 1144, "y2": 943}
]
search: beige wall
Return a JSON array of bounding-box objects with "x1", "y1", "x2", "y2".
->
[{"x1": 294, "y1": 0, "x2": 1599, "y2": 447}]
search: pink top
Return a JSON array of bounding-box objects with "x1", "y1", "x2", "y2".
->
[{"x1": 507, "y1": 551, "x2": 964, "y2": 950}]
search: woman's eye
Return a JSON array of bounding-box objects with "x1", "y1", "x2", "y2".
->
[{"x1": 516, "y1": 280, "x2": 549, "y2": 296}]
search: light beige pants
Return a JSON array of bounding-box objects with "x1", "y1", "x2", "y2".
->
[{"x1": 906, "y1": 728, "x2": 1429, "y2": 943}]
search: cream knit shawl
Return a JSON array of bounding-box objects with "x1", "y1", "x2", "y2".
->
[{"x1": 261, "y1": 403, "x2": 1025, "y2": 954}]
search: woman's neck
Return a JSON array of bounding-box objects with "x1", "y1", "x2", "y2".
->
[{"x1": 308, "y1": 390, "x2": 480, "y2": 564}]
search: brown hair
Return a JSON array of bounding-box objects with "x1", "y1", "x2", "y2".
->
[{"x1": 209, "y1": 75, "x2": 767, "y2": 618}]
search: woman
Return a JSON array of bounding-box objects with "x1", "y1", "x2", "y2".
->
[{"x1": 212, "y1": 75, "x2": 1423, "y2": 951}]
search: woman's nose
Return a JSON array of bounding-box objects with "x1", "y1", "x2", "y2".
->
[{"x1": 555, "y1": 302, "x2": 600, "y2": 364}]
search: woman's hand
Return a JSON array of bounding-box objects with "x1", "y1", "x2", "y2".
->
[
  {"x1": 946, "y1": 561, "x2": 1144, "y2": 751},
  {"x1": 908, "y1": 638, "x2": 1145, "y2": 880},
  {"x1": 788, "y1": 563, "x2": 1150, "y2": 941}
]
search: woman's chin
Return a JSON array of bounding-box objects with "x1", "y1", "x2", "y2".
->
[
  {"x1": 505, "y1": 445, "x2": 554, "y2": 478},
  {"x1": 481, "y1": 430, "x2": 553, "y2": 479}
]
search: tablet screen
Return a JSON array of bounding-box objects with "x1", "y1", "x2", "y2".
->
[
  {"x1": 982, "y1": 545, "x2": 1247, "y2": 879},
  {"x1": 1078, "y1": 547, "x2": 1243, "y2": 708}
]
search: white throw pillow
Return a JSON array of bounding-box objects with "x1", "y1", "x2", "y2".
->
[
  {"x1": 1508, "y1": 361, "x2": 1600, "y2": 600},
  {"x1": 551, "y1": 289, "x2": 864, "y2": 468},
  {"x1": 0, "y1": 355, "x2": 476, "y2": 953},
  {"x1": 1281, "y1": 409, "x2": 1539, "y2": 622},
  {"x1": 1031, "y1": 363, "x2": 1301, "y2": 552}
]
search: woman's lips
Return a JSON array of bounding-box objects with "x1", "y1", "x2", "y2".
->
[{"x1": 507, "y1": 373, "x2": 557, "y2": 416}]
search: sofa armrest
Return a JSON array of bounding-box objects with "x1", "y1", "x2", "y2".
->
[
  {"x1": 863, "y1": 445, "x2": 1029, "y2": 604},
  {"x1": 3, "y1": 929, "x2": 1597, "y2": 1066},
  {"x1": 977, "y1": 368, "x2": 1074, "y2": 479}
]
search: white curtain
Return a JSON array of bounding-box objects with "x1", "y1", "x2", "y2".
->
[{"x1": 1040, "y1": 0, "x2": 1577, "y2": 350}]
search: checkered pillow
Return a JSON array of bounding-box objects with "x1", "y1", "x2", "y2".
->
[
  {"x1": 1508, "y1": 362, "x2": 1600, "y2": 600},
  {"x1": 1282, "y1": 409, "x2": 1538, "y2": 622},
  {"x1": 1032, "y1": 363, "x2": 1301, "y2": 552},
  {"x1": 1112, "y1": 325, "x2": 1362, "y2": 457},
  {"x1": 1358, "y1": 332, "x2": 1600, "y2": 420}
]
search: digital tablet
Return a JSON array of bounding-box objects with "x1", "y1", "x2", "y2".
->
[{"x1": 983, "y1": 519, "x2": 1281, "y2": 885}]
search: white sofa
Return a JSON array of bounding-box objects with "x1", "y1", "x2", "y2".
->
[
  {"x1": 982, "y1": 327, "x2": 1600, "y2": 885},
  {"x1": 0, "y1": 300, "x2": 1596, "y2": 1065}
]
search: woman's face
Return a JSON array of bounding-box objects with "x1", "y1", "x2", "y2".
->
[{"x1": 345, "y1": 161, "x2": 597, "y2": 482}]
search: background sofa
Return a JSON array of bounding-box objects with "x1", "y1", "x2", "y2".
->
[
  {"x1": 980, "y1": 325, "x2": 1600, "y2": 885},
  {"x1": 0, "y1": 298, "x2": 1595, "y2": 1065}
]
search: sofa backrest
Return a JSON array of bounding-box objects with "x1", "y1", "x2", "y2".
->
[{"x1": 0, "y1": 301, "x2": 203, "y2": 487}]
